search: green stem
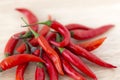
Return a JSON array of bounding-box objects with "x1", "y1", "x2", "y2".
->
[
  {"x1": 29, "y1": 28, "x2": 39, "y2": 38},
  {"x1": 58, "y1": 47, "x2": 65, "y2": 53},
  {"x1": 70, "y1": 31, "x2": 74, "y2": 37},
  {"x1": 20, "y1": 31, "x2": 33, "y2": 39},
  {"x1": 37, "y1": 62, "x2": 44, "y2": 68},
  {"x1": 0, "y1": 67, "x2": 3, "y2": 72}
]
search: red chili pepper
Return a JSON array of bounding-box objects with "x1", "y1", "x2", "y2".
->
[
  {"x1": 35, "y1": 65, "x2": 45, "y2": 80},
  {"x1": 30, "y1": 28, "x2": 64, "y2": 75},
  {"x1": 42, "y1": 52, "x2": 58, "y2": 80},
  {"x1": 16, "y1": 25, "x2": 50, "y2": 54},
  {"x1": 16, "y1": 63, "x2": 29, "y2": 80},
  {"x1": 65, "y1": 23, "x2": 92, "y2": 30},
  {"x1": 78, "y1": 37, "x2": 106, "y2": 51},
  {"x1": 58, "y1": 48, "x2": 96, "y2": 79},
  {"x1": 4, "y1": 31, "x2": 25, "y2": 57},
  {"x1": 16, "y1": 8, "x2": 39, "y2": 32},
  {"x1": 60, "y1": 55, "x2": 86, "y2": 80},
  {"x1": 0, "y1": 54, "x2": 45, "y2": 71},
  {"x1": 70, "y1": 24, "x2": 114, "y2": 40},
  {"x1": 67, "y1": 42, "x2": 117, "y2": 68}
]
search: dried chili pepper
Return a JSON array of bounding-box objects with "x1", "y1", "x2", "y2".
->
[
  {"x1": 42, "y1": 52, "x2": 58, "y2": 80},
  {"x1": 70, "y1": 24, "x2": 114, "y2": 40},
  {"x1": 78, "y1": 37, "x2": 106, "y2": 51},
  {"x1": 16, "y1": 25, "x2": 50, "y2": 54},
  {"x1": 65, "y1": 23, "x2": 92, "y2": 30},
  {"x1": 16, "y1": 63, "x2": 28, "y2": 80},
  {"x1": 60, "y1": 54, "x2": 86, "y2": 80},
  {"x1": 0, "y1": 54, "x2": 45, "y2": 71},
  {"x1": 16, "y1": 8, "x2": 39, "y2": 32},
  {"x1": 29, "y1": 28, "x2": 64, "y2": 75},
  {"x1": 67, "y1": 42, "x2": 117, "y2": 68},
  {"x1": 58, "y1": 48, "x2": 97, "y2": 79},
  {"x1": 4, "y1": 31, "x2": 25, "y2": 57}
]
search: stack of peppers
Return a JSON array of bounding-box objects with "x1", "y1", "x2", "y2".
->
[{"x1": 0, "y1": 8, "x2": 117, "y2": 80}]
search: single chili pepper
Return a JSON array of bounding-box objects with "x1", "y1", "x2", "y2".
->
[
  {"x1": 67, "y1": 42, "x2": 117, "y2": 68},
  {"x1": 42, "y1": 52, "x2": 58, "y2": 80},
  {"x1": 78, "y1": 37, "x2": 106, "y2": 51},
  {"x1": 23, "y1": 20, "x2": 71, "y2": 47},
  {"x1": 0, "y1": 54, "x2": 45, "y2": 71},
  {"x1": 16, "y1": 25, "x2": 50, "y2": 54},
  {"x1": 16, "y1": 8, "x2": 39, "y2": 32},
  {"x1": 59, "y1": 54, "x2": 86, "y2": 80},
  {"x1": 29, "y1": 28, "x2": 64, "y2": 75},
  {"x1": 35, "y1": 63, "x2": 45, "y2": 80},
  {"x1": 4, "y1": 31, "x2": 26, "y2": 57},
  {"x1": 70, "y1": 24, "x2": 114, "y2": 40},
  {"x1": 16, "y1": 63, "x2": 28, "y2": 80},
  {"x1": 65, "y1": 23, "x2": 92, "y2": 30},
  {"x1": 59, "y1": 48, "x2": 97, "y2": 79}
]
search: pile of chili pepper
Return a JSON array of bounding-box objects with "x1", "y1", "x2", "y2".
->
[{"x1": 0, "y1": 8, "x2": 117, "y2": 80}]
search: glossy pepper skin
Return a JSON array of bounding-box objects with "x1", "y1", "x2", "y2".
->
[
  {"x1": 60, "y1": 55, "x2": 86, "y2": 80},
  {"x1": 42, "y1": 53, "x2": 58, "y2": 80},
  {"x1": 67, "y1": 42, "x2": 117, "y2": 68},
  {"x1": 78, "y1": 37, "x2": 106, "y2": 51},
  {"x1": 48, "y1": 20, "x2": 70, "y2": 47},
  {"x1": 0, "y1": 54, "x2": 45, "y2": 71},
  {"x1": 4, "y1": 31, "x2": 25, "y2": 57},
  {"x1": 16, "y1": 26, "x2": 50, "y2": 54},
  {"x1": 59, "y1": 48, "x2": 96, "y2": 79},
  {"x1": 16, "y1": 63, "x2": 29, "y2": 80},
  {"x1": 65, "y1": 23, "x2": 92, "y2": 30},
  {"x1": 16, "y1": 8, "x2": 39, "y2": 32},
  {"x1": 71, "y1": 24, "x2": 114, "y2": 40}
]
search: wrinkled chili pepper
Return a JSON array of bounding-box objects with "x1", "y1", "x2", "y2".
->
[
  {"x1": 65, "y1": 23, "x2": 92, "y2": 30},
  {"x1": 67, "y1": 42, "x2": 117, "y2": 68},
  {"x1": 29, "y1": 28, "x2": 64, "y2": 75},
  {"x1": 0, "y1": 54, "x2": 45, "y2": 71},
  {"x1": 70, "y1": 24, "x2": 114, "y2": 40},
  {"x1": 4, "y1": 31, "x2": 25, "y2": 57},
  {"x1": 59, "y1": 54, "x2": 86, "y2": 80},
  {"x1": 23, "y1": 20, "x2": 71, "y2": 47},
  {"x1": 16, "y1": 8, "x2": 39, "y2": 32},
  {"x1": 16, "y1": 25, "x2": 50, "y2": 54},
  {"x1": 78, "y1": 37, "x2": 106, "y2": 51},
  {"x1": 58, "y1": 48, "x2": 97, "y2": 79},
  {"x1": 16, "y1": 63, "x2": 28, "y2": 80},
  {"x1": 42, "y1": 52, "x2": 58, "y2": 80}
]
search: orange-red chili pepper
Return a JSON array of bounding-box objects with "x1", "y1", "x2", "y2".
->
[
  {"x1": 78, "y1": 37, "x2": 106, "y2": 51},
  {"x1": 16, "y1": 8, "x2": 39, "y2": 32},
  {"x1": 42, "y1": 52, "x2": 58, "y2": 80},
  {"x1": 0, "y1": 54, "x2": 45, "y2": 71},
  {"x1": 70, "y1": 24, "x2": 114, "y2": 40},
  {"x1": 30, "y1": 28, "x2": 64, "y2": 75},
  {"x1": 4, "y1": 31, "x2": 25, "y2": 57},
  {"x1": 65, "y1": 23, "x2": 92, "y2": 30},
  {"x1": 67, "y1": 42, "x2": 117, "y2": 68},
  {"x1": 16, "y1": 25, "x2": 50, "y2": 54}
]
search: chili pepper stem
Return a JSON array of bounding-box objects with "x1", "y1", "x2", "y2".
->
[
  {"x1": 0, "y1": 67, "x2": 3, "y2": 72},
  {"x1": 5, "y1": 53, "x2": 10, "y2": 57},
  {"x1": 58, "y1": 48, "x2": 65, "y2": 53},
  {"x1": 29, "y1": 28, "x2": 39, "y2": 38},
  {"x1": 37, "y1": 62, "x2": 44, "y2": 68}
]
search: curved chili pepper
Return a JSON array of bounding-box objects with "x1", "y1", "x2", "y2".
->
[
  {"x1": 0, "y1": 54, "x2": 45, "y2": 71},
  {"x1": 58, "y1": 48, "x2": 97, "y2": 79},
  {"x1": 60, "y1": 54, "x2": 86, "y2": 80},
  {"x1": 16, "y1": 25, "x2": 50, "y2": 54},
  {"x1": 42, "y1": 52, "x2": 58, "y2": 80},
  {"x1": 16, "y1": 63, "x2": 28, "y2": 80},
  {"x1": 4, "y1": 31, "x2": 25, "y2": 57},
  {"x1": 67, "y1": 42, "x2": 117, "y2": 68},
  {"x1": 16, "y1": 8, "x2": 39, "y2": 32},
  {"x1": 35, "y1": 65, "x2": 45, "y2": 80},
  {"x1": 78, "y1": 37, "x2": 106, "y2": 51},
  {"x1": 70, "y1": 24, "x2": 114, "y2": 40},
  {"x1": 65, "y1": 23, "x2": 92, "y2": 30},
  {"x1": 30, "y1": 28, "x2": 64, "y2": 75}
]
